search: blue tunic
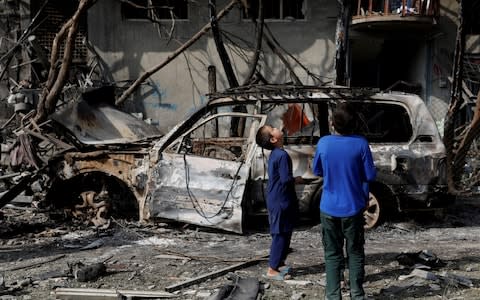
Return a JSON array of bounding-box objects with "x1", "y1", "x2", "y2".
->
[
  {"x1": 267, "y1": 147, "x2": 298, "y2": 233},
  {"x1": 312, "y1": 134, "x2": 377, "y2": 217}
]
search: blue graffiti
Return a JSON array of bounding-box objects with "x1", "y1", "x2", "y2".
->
[
  {"x1": 145, "y1": 102, "x2": 178, "y2": 110},
  {"x1": 143, "y1": 85, "x2": 207, "y2": 112},
  {"x1": 199, "y1": 95, "x2": 207, "y2": 105},
  {"x1": 155, "y1": 88, "x2": 168, "y2": 99},
  {"x1": 142, "y1": 84, "x2": 178, "y2": 110}
]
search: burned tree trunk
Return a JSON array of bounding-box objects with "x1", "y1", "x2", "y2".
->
[
  {"x1": 209, "y1": 0, "x2": 239, "y2": 88},
  {"x1": 453, "y1": 91, "x2": 480, "y2": 182},
  {"x1": 335, "y1": 0, "x2": 351, "y2": 86},
  {"x1": 208, "y1": 0, "x2": 246, "y2": 137},
  {"x1": 243, "y1": 0, "x2": 264, "y2": 85},
  {"x1": 443, "y1": 0, "x2": 465, "y2": 193}
]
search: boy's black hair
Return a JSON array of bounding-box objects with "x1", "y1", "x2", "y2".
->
[
  {"x1": 333, "y1": 102, "x2": 357, "y2": 135},
  {"x1": 256, "y1": 125, "x2": 274, "y2": 150}
]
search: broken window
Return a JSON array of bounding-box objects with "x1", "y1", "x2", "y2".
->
[
  {"x1": 31, "y1": 0, "x2": 88, "y2": 63},
  {"x1": 263, "y1": 102, "x2": 320, "y2": 145},
  {"x1": 244, "y1": 0, "x2": 306, "y2": 20},
  {"x1": 351, "y1": 102, "x2": 414, "y2": 143},
  {"x1": 166, "y1": 114, "x2": 260, "y2": 161},
  {"x1": 121, "y1": 0, "x2": 188, "y2": 20}
]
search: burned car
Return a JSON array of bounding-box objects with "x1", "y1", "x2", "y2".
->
[{"x1": 47, "y1": 85, "x2": 449, "y2": 233}]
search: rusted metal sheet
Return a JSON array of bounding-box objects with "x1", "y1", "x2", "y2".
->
[
  {"x1": 57, "y1": 151, "x2": 150, "y2": 221},
  {"x1": 52, "y1": 100, "x2": 162, "y2": 145},
  {"x1": 147, "y1": 153, "x2": 247, "y2": 233}
]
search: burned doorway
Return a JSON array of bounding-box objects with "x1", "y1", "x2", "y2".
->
[{"x1": 349, "y1": 37, "x2": 425, "y2": 94}]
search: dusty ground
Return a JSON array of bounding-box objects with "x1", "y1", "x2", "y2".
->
[{"x1": 1, "y1": 197, "x2": 480, "y2": 300}]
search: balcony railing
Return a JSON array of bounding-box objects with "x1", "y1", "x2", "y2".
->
[{"x1": 353, "y1": 0, "x2": 439, "y2": 19}]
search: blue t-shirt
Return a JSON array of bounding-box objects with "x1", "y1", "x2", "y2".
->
[
  {"x1": 267, "y1": 147, "x2": 298, "y2": 233},
  {"x1": 312, "y1": 134, "x2": 377, "y2": 217}
]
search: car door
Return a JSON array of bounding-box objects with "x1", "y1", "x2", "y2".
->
[{"x1": 147, "y1": 112, "x2": 266, "y2": 233}]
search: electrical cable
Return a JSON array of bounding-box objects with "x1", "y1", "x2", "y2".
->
[{"x1": 183, "y1": 150, "x2": 244, "y2": 221}]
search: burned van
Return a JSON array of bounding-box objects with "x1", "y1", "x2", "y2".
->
[{"x1": 48, "y1": 85, "x2": 449, "y2": 233}]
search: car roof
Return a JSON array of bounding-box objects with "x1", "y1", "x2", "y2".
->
[{"x1": 206, "y1": 84, "x2": 423, "y2": 107}]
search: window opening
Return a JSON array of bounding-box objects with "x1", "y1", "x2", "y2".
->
[
  {"x1": 31, "y1": 0, "x2": 87, "y2": 63},
  {"x1": 244, "y1": 0, "x2": 305, "y2": 20},
  {"x1": 351, "y1": 102, "x2": 413, "y2": 143},
  {"x1": 177, "y1": 115, "x2": 259, "y2": 161},
  {"x1": 263, "y1": 102, "x2": 318, "y2": 145}
]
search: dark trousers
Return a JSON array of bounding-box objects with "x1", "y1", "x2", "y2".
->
[
  {"x1": 321, "y1": 212, "x2": 365, "y2": 300},
  {"x1": 269, "y1": 232, "x2": 292, "y2": 270}
]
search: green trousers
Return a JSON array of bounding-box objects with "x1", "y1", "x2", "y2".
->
[{"x1": 321, "y1": 211, "x2": 365, "y2": 300}]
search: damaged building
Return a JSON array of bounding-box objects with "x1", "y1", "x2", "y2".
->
[
  {"x1": 0, "y1": 0, "x2": 479, "y2": 231},
  {"x1": 1, "y1": 1, "x2": 476, "y2": 130}
]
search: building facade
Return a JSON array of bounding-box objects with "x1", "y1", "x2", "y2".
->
[{"x1": 2, "y1": 0, "x2": 479, "y2": 135}]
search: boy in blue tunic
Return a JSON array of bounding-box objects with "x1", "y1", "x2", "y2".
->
[
  {"x1": 256, "y1": 125, "x2": 303, "y2": 280},
  {"x1": 312, "y1": 102, "x2": 376, "y2": 299}
]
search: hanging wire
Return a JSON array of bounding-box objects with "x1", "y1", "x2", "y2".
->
[{"x1": 183, "y1": 151, "x2": 244, "y2": 221}]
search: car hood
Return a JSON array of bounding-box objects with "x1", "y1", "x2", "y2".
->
[{"x1": 52, "y1": 100, "x2": 162, "y2": 145}]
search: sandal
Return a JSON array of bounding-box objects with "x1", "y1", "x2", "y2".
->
[
  {"x1": 263, "y1": 272, "x2": 292, "y2": 281},
  {"x1": 279, "y1": 265, "x2": 291, "y2": 275}
]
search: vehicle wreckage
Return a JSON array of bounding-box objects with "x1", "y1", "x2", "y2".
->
[{"x1": 13, "y1": 84, "x2": 447, "y2": 234}]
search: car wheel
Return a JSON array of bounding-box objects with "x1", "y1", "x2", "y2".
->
[
  {"x1": 47, "y1": 172, "x2": 139, "y2": 225},
  {"x1": 364, "y1": 192, "x2": 381, "y2": 229}
]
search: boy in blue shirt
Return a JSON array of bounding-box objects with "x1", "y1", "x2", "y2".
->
[
  {"x1": 312, "y1": 102, "x2": 376, "y2": 299},
  {"x1": 256, "y1": 125, "x2": 303, "y2": 280}
]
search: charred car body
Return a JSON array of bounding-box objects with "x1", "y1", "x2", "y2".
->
[{"x1": 47, "y1": 85, "x2": 449, "y2": 233}]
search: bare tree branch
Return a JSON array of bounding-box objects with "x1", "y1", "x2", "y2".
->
[
  {"x1": 443, "y1": 0, "x2": 465, "y2": 193},
  {"x1": 0, "y1": 0, "x2": 49, "y2": 81},
  {"x1": 209, "y1": 0, "x2": 239, "y2": 88},
  {"x1": 263, "y1": 28, "x2": 302, "y2": 85},
  {"x1": 116, "y1": 0, "x2": 240, "y2": 106},
  {"x1": 243, "y1": 0, "x2": 264, "y2": 85},
  {"x1": 453, "y1": 91, "x2": 480, "y2": 181},
  {"x1": 264, "y1": 24, "x2": 328, "y2": 84}
]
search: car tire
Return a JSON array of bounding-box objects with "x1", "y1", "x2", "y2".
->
[
  {"x1": 364, "y1": 184, "x2": 396, "y2": 229},
  {"x1": 310, "y1": 182, "x2": 394, "y2": 229},
  {"x1": 364, "y1": 191, "x2": 381, "y2": 229},
  {"x1": 47, "y1": 173, "x2": 139, "y2": 223}
]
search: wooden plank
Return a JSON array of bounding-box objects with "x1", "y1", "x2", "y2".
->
[
  {"x1": 155, "y1": 254, "x2": 191, "y2": 260},
  {"x1": 165, "y1": 255, "x2": 268, "y2": 292},
  {"x1": 0, "y1": 169, "x2": 43, "y2": 209},
  {"x1": 0, "y1": 172, "x2": 22, "y2": 180},
  {"x1": 54, "y1": 288, "x2": 176, "y2": 299}
]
